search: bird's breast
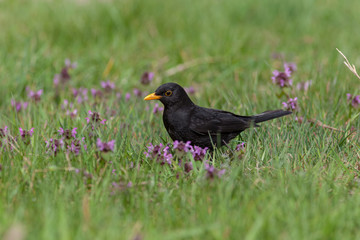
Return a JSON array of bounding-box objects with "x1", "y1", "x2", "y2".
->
[{"x1": 163, "y1": 108, "x2": 191, "y2": 141}]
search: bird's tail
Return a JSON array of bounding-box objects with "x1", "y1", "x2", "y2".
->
[{"x1": 252, "y1": 110, "x2": 292, "y2": 123}]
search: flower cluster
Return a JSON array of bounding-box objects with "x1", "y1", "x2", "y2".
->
[
  {"x1": 145, "y1": 141, "x2": 210, "y2": 171},
  {"x1": 53, "y1": 59, "x2": 77, "y2": 86},
  {"x1": 152, "y1": 103, "x2": 164, "y2": 114},
  {"x1": 0, "y1": 126, "x2": 9, "y2": 149},
  {"x1": 235, "y1": 142, "x2": 246, "y2": 158},
  {"x1": 204, "y1": 163, "x2": 226, "y2": 179},
  {"x1": 45, "y1": 138, "x2": 64, "y2": 156},
  {"x1": 86, "y1": 110, "x2": 107, "y2": 125},
  {"x1": 235, "y1": 142, "x2": 246, "y2": 151},
  {"x1": 140, "y1": 72, "x2": 154, "y2": 85},
  {"x1": 62, "y1": 100, "x2": 78, "y2": 118},
  {"x1": 145, "y1": 143, "x2": 173, "y2": 165},
  {"x1": 27, "y1": 88, "x2": 43, "y2": 102},
  {"x1": 173, "y1": 140, "x2": 192, "y2": 154},
  {"x1": 18, "y1": 128, "x2": 34, "y2": 145},
  {"x1": 46, "y1": 127, "x2": 86, "y2": 156},
  {"x1": 91, "y1": 88, "x2": 103, "y2": 99},
  {"x1": 272, "y1": 68, "x2": 292, "y2": 88},
  {"x1": 272, "y1": 62, "x2": 299, "y2": 88},
  {"x1": 284, "y1": 62, "x2": 297, "y2": 74},
  {"x1": 11, "y1": 100, "x2": 28, "y2": 112},
  {"x1": 101, "y1": 80, "x2": 115, "y2": 92},
  {"x1": 191, "y1": 145, "x2": 208, "y2": 161},
  {"x1": 1, "y1": 127, "x2": 34, "y2": 150},
  {"x1": 72, "y1": 88, "x2": 88, "y2": 104},
  {"x1": 133, "y1": 88, "x2": 143, "y2": 97},
  {"x1": 282, "y1": 97, "x2": 298, "y2": 111},
  {"x1": 97, "y1": 138, "x2": 115, "y2": 152},
  {"x1": 346, "y1": 93, "x2": 360, "y2": 108},
  {"x1": 0, "y1": 126, "x2": 8, "y2": 138}
]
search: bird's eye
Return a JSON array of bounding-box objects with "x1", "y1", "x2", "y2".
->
[{"x1": 165, "y1": 90, "x2": 172, "y2": 96}]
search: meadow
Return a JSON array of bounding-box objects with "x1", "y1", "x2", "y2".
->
[{"x1": 1, "y1": 0, "x2": 360, "y2": 239}]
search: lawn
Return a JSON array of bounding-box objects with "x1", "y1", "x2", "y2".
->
[{"x1": 1, "y1": 0, "x2": 360, "y2": 239}]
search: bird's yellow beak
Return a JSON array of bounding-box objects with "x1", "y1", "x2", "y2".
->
[{"x1": 144, "y1": 92, "x2": 162, "y2": 101}]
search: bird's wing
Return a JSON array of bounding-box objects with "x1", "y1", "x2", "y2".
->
[{"x1": 189, "y1": 108, "x2": 253, "y2": 135}]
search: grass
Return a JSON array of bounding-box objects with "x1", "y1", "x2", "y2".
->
[{"x1": 1, "y1": 0, "x2": 360, "y2": 239}]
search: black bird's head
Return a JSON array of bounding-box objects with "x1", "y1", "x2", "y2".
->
[{"x1": 144, "y1": 82, "x2": 193, "y2": 108}]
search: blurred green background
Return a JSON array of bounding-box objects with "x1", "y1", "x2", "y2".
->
[{"x1": 1, "y1": 0, "x2": 359, "y2": 92}]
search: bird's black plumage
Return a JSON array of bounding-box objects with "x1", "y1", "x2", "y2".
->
[{"x1": 144, "y1": 82, "x2": 291, "y2": 149}]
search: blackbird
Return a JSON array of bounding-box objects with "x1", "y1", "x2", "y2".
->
[{"x1": 144, "y1": 82, "x2": 291, "y2": 149}]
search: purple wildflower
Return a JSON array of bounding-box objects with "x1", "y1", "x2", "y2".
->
[
  {"x1": 61, "y1": 99, "x2": 72, "y2": 109},
  {"x1": 58, "y1": 128, "x2": 64, "y2": 135},
  {"x1": 86, "y1": 111, "x2": 106, "y2": 124},
  {"x1": 97, "y1": 138, "x2": 115, "y2": 152},
  {"x1": 272, "y1": 69, "x2": 292, "y2": 88},
  {"x1": 284, "y1": 62, "x2": 297, "y2": 74},
  {"x1": 54, "y1": 59, "x2": 77, "y2": 86},
  {"x1": 125, "y1": 93, "x2": 131, "y2": 101},
  {"x1": 282, "y1": 97, "x2": 298, "y2": 111},
  {"x1": 295, "y1": 116, "x2": 304, "y2": 123},
  {"x1": 145, "y1": 143, "x2": 164, "y2": 158},
  {"x1": 0, "y1": 126, "x2": 15, "y2": 151},
  {"x1": 185, "y1": 86, "x2": 196, "y2": 95},
  {"x1": 0, "y1": 126, "x2": 8, "y2": 138},
  {"x1": 347, "y1": 94, "x2": 360, "y2": 108},
  {"x1": 45, "y1": 138, "x2": 64, "y2": 156},
  {"x1": 72, "y1": 88, "x2": 88, "y2": 104},
  {"x1": 66, "y1": 109, "x2": 78, "y2": 118},
  {"x1": 352, "y1": 96, "x2": 360, "y2": 108},
  {"x1": 91, "y1": 88, "x2": 103, "y2": 98},
  {"x1": 204, "y1": 163, "x2": 226, "y2": 179},
  {"x1": 191, "y1": 145, "x2": 208, "y2": 161},
  {"x1": 173, "y1": 140, "x2": 192, "y2": 153},
  {"x1": 145, "y1": 143, "x2": 173, "y2": 165},
  {"x1": 19, "y1": 128, "x2": 34, "y2": 138},
  {"x1": 0, "y1": 126, "x2": 8, "y2": 149},
  {"x1": 72, "y1": 128, "x2": 77, "y2": 138},
  {"x1": 58, "y1": 128, "x2": 77, "y2": 140},
  {"x1": 297, "y1": 80, "x2": 312, "y2": 91},
  {"x1": 235, "y1": 142, "x2": 246, "y2": 158},
  {"x1": 140, "y1": 72, "x2": 154, "y2": 85},
  {"x1": 184, "y1": 162, "x2": 193, "y2": 173},
  {"x1": 11, "y1": 100, "x2": 28, "y2": 112},
  {"x1": 133, "y1": 88, "x2": 142, "y2": 97},
  {"x1": 153, "y1": 103, "x2": 164, "y2": 114},
  {"x1": 101, "y1": 80, "x2": 115, "y2": 92},
  {"x1": 235, "y1": 142, "x2": 246, "y2": 152},
  {"x1": 116, "y1": 92, "x2": 122, "y2": 99},
  {"x1": 67, "y1": 139, "x2": 84, "y2": 155},
  {"x1": 27, "y1": 89, "x2": 43, "y2": 102},
  {"x1": 162, "y1": 146, "x2": 173, "y2": 165},
  {"x1": 61, "y1": 100, "x2": 78, "y2": 118},
  {"x1": 19, "y1": 127, "x2": 34, "y2": 145}
]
